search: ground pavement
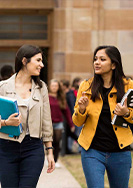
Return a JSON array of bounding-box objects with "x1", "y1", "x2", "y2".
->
[
  {"x1": 0, "y1": 160, "x2": 82, "y2": 188},
  {"x1": 37, "y1": 160, "x2": 82, "y2": 188}
]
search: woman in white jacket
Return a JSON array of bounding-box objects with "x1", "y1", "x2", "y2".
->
[{"x1": 0, "y1": 44, "x2": 55, "y2": 188}]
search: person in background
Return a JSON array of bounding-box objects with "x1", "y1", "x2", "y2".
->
[
  {"x1": 0, "y1": 45, "x2": 55, "y2": 188},
  {"x1": 72, "y1": 45, "x2": 133, "y2": 188},
  {"x1": 61, "y1": 79, "x2": 78, "y2": 154},
  {"x1": 71, "y1": 77, "x2": 82, "y2": 97},
  {"x1": 48, "y1": 79, "x2": 75, "y2": 167},
  {"x1": 0, "y1": 65, "x2": 14, "y2": 80}
]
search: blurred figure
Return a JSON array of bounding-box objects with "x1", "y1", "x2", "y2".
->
[
  {"x1": 71, "y1": 77, "x2": 83, "y2": 141},
  {"x1": 71, "y1": 77, "x2": 82, "y2": 97},
  {"x1": 61, "y1": 79, "x2": 78, "y2": 154},
  {"x1": 48, "y1": 79, "x2": 75, "y2": 168},
  {"x1": 61, "y1": 79, "x2": 76, "y2": 115},
  {"x1": 0, "y1": 65, "x2": 14, "y2": 80}
]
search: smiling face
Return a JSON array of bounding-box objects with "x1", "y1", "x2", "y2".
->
[
  {"x1": 23, "y1": 53, "x2": 44, "y2": 76},
  {"x1": 94, "y1": 49, "x2": 115, "y2": 78}
]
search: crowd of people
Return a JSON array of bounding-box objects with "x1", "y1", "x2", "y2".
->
[{"x1": 0, "y1": 44, "x2": 133, "y2": 188}]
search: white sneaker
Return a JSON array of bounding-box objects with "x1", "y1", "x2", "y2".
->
[{"x1": 55, "y1": 162, "x2": 61, "y2": 168}]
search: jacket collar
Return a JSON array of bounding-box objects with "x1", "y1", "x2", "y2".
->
[
  {"x1": 5, "y1": 73, "x2": 40, "y2": 110},
  {"x1": 84, "y1": 82, "x2": 117, "y2": 95}
]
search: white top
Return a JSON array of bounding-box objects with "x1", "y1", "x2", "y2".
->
[{"x1": 22, "y1": 97, "x2": 30, "y2": 135}]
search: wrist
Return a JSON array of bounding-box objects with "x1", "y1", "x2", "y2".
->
[
  {"x1": 45, "y1": 146, "x2": 54, "y2": 154},
  {"x1": 123, "y1": 109, "x2": 130, "y2": 117},
  {"x1": 4, "y1": 120, "x2": 8, "y2": 126},
  {"x1": 79, "y1": 109, "x2": 86, "y2": 114},
  {"x1": 45, "y1": 146, "x2": 54, "y2": 151}
]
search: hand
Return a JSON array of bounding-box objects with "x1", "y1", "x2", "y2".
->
[
  {"x1": 70, "y1": 126, "x2": 75, "y2": 133},
  {"x1": 6, "y1": 113, "x2": 21, "y2": 126},
  {"x1": 114, "y1": 98, "x2": 129, "y2": 116},
  {"x1": 78, "y1": 92, "x2": 89, "y2": 114},
  {"x1": 47, "y1": 153, "x2": 55, "y2": 173}
]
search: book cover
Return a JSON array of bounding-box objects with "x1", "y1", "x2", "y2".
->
[
  {"x1": 111, "y1": 89, "x2": 133, "y2": 128},
  {"x1": 0, "y1": 96, "x2": 23, "y2": 137}
]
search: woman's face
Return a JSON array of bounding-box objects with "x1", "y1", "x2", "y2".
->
[
  {"x1": 24, "y1": 53, "x2": 44, "y2": 76},
  {"x1": 93, "y1": 49, "x2": 115, "y2": 77},
  {"x1": 49, "y1": 81, "x2": 59, "y2": 94}
]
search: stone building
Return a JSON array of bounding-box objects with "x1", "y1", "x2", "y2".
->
[{"x1": 0, "y1": 0, "x2": 132, "y2": 83}]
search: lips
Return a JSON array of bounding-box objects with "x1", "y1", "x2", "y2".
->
[
  {"x1": 37, "y1": 68, "x2": 41, "y2": 72},
  {"x1": 95, "y1": 67, "x2": 100, "y2": 70}
]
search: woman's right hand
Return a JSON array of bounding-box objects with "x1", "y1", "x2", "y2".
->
[
  {"x1": 6, "y1": 113, "x2": 21, "y2": 126},
  {"x1": 78, "y1": 92, "x2": 89, "y2": 114}
]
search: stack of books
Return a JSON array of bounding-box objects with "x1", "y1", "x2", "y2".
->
[{"x1": 112, "y1": 89, "x2": 133, "y2": 128}]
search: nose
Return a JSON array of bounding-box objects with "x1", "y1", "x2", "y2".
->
[
  {"x1": 40, "y1": 61, "x2": 44, "y2": 68},
  {"x1": 95, "y1": 59, "x2": 100, "y2": 64}
]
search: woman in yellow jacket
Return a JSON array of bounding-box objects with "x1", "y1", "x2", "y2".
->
[{"x1": 72, "y1": 45, "x2": 133, "y2": 188}]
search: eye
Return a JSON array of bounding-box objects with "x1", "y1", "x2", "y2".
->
[
  {"x1": 101, "y1": 58, "x2": 106, "y2": 61},
  {"x1": 94, "y1": 57, "x2": 97, "y2": 61}
]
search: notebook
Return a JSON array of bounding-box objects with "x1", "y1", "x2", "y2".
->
[
  {"x1": 0, "y1": 96, "x2": 23, "y2": 138},
  {"x1": 111, "y1": 89, "x2": 133, "y2": 128}
]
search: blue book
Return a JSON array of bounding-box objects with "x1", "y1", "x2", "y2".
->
[{"x1": 0, "y1": 96, "x2": 23, "y2": 137}]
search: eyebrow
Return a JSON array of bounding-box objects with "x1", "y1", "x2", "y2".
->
[
  {"x1": 95, "y1": 55, "x2": 106, "y2": 58},
  {"x1": 37, "y1": 57, "x2": 42, "y2": 60}
]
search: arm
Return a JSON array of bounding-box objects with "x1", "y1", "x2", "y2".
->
[
  {"x1": 43, "y1": 141, "x2": 55, "y2": 173},
  {"x1": 0, "y1": 113, "x2": 21, "y2": 127},
  {"x1": 72, "y1": 81, "x2": 89, "y2": 127},
  {"x1": 41, "y1": 83, "x2": 55, "y2": 173},
  {"x1": 114, "y1": 97, "x2": 133, "y2": 124},
  {"x1": 62, "y1": 104, "x2": 75, "y2": 131}
]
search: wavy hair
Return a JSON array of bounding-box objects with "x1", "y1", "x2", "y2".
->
[
  {"x1": 15, "y1": 44, "x2": 43, "y2": 87},
  {"x1": 90, "y1": 45, "x2": 127, "y2": 102}
]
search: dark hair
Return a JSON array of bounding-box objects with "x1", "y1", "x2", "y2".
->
[
  {"x1": 61, "y1": 79, "x2": 70, "y2": 88},
  {"x1": 72, "y1": 77, "x2": 82, "y2": 90},
  {"x1": 15, "y1": 44, "x2": 43, "y2": 87},
  {"x1": 90, "y1": 45, "x2": 126, "y2": 102},
  {"x1": 0, "y1": 65, "x2": 14, "y2": 80}
]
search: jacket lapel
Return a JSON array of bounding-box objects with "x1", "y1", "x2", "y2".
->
[
  {"x1": 5, "y1": 74, "x2": 40, "y2": 109},
  {"x1": 29, "y1": 80, "x2": 40, "y2": 111}
]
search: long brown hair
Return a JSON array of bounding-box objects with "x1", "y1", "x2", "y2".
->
[
  {"x1": 48, "y1": 79, "x2": 66, "y2": 109},
  {"x1": 90, "y1": 45, "x2": 127, "y2": 102},
  {"x1": 15, "y1": 44, "x2": 43, "y2": 88}
]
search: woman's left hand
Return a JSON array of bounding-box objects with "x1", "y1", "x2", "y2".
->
[
  {"x1": 114, "y1": 98, "x2": 129, "y2": 116},
  {"x1": 47, "y1": 153, "x2": 55, "y2": 173}
]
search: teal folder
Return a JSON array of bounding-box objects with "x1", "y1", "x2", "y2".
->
[{"x1": 0, "y1": 96, "x2": 23, "y2": 137}]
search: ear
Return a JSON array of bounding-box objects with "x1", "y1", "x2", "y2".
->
[
  {"x1": 112, "y1": 63, "x2": 116, "y2": 70},
  {"x1": 22, "y1": 57, "x2": 27, "y2": 66}
]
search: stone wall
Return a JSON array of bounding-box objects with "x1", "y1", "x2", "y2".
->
[{"x1": 53, "y1": 0, "x2": 133, "y2": 82}]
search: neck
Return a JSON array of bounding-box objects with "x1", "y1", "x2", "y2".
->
[
  {"x1": 16, "y1": 70, "x2": 32, "y2": 85},
  {"x1": 102, "y1": 74, "x2": 112, "y2": 88},
  {"x1": 49, "y1": 92, "x2": 57, "y2": 98}
]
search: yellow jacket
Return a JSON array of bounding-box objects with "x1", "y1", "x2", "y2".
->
[{"x1": 72, "y1": 78, "x2": 133, "y2": 150}]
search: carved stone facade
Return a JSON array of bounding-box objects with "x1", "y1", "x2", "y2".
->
[{"x1": 0, "y1": 0, "x2": 132, "y2": 82}]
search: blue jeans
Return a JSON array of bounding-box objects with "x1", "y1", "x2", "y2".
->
[
  {"x1": 0, "y1": 135, "x2": 44, "y2": 188},
  {"x1": 81, "y1": 148, "x2": 132, "y2": 188}
]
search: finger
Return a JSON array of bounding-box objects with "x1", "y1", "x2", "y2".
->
[
  {"x1": 124, "y1": 97, "x2": 127, "y2": 107},
  {"x1": 10, "y1": 113, "x2": 19, "y2": 117},
  {"x1": 82, "y1": 92, "x2": 86, "y2": 97}
]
